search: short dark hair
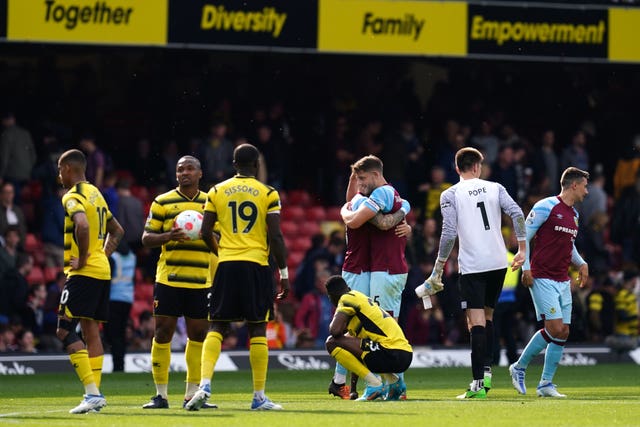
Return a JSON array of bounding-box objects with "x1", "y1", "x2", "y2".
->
[
  {"x1": 455, "y1": 147, "x2": 484, "y2": 173},
  {"x1": 352, "y1": 155, "x2": 383, "y2": 174},
  {"x1": 59, "y1": 149, "x2": 87, "y2": 170},
  {"x1": 560, "y1": 167, "x2": 589, "y2": 189},
  {"x1": 325, "y1": 275, "x2": 349, "y2": 296},
  {"x1": 233, "y1": 143, "x2": 260, "y2": 166}
]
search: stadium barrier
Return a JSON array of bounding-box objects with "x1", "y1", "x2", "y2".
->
[{"x1": 1, "y1": 345, "x2": 638, "y2": 375}]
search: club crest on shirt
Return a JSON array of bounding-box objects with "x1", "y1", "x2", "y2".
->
[
  {"x1": 65, "y1": 199, "x2": 77, "y2": 210},
  {"x1": 574, "y1": 217, "x2": 579, "y2": 227},
  {"x1": 526, "y1": 210, "x2": 535, "y2": 224}
]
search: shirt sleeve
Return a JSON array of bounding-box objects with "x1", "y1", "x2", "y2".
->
[
  {"x1": 436, "y1": 188, "x2": 458, "y2": 261},
  {"x1": 364, "y1": 185, "x2": 396, "y2": 214},
  {"x1": 144, "y1": 200, "x2": 165, "y2": 233},
  {"x1": 498, "y1": 184, "x2": 526, "y2": 240},
  {"x1": 62, "y1": 194, "x2": 86, "y2": 218},
  {"x1": 523, "y1": 199, "x2": 552, "y2": 270}
]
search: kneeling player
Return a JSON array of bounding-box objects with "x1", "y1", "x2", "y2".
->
[{"x1": 325, "y1": 275, "x2": 412, "y2": 401}]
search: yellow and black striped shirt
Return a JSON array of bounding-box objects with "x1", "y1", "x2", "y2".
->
[
  {"x1": 62, "y1": 182, "x2": 112, "y2": 280},
  {"x1": 204, "y1": 175, "x2": 280, "y2": 265},
  {"x1": 144, "y1": 188, "x2": 212, "y2": 289},
  {"x1": 337, "y1": 290, "x2": 413, "y2": 353}
]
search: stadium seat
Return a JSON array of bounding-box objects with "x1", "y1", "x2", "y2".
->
[
  {"x1": 280, "y1": 206, "x2": 305, "y2": 222},
  {"x1": 306, "y1": 206, "x2": 326, "y2": 222},
  {"x1": 287, "y1": 190, "x2": 313, "y2": 207},
  {"x1": 297, "y1": 221, "x2": 322, "y2": 237},
  {"x1": 26, "y1": 265, "x2": 45, "y2": 286},
  {"x1": 44, "y1": 266, "x2": 62, "y2": 283},
  {"x1": 134, "y1": 282, "x2": 154, "y2": 302},
  {"x1": 135, "y1": 267, "x2": 144, "y2": 283},
  {"x1": 290, "y1": 236, "x2": 312, "y2": 252},
  {"x1": 280, "y1": 220, "x2": 299, "y2": 237},
  {"x1": 24, "y1": 233, "x2": 42, "y2": 253},
  {"x1": 130, "y1": 300, "x2": 153, "y2": 329},
  {"x1": 325, "y1": 206, "x2": 343, "y2": 222},
  {"x1": 286, "y1": 251, "x2": 305, "y2": 270}
]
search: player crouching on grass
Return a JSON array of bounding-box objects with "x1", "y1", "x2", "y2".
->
[{"x1": 325, "y1": 275, "x2": 412, "y2": 401}]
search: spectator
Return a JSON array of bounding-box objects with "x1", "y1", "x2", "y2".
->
[
  {"x1": 0, "y1": 323, "x2": 17, "y2": 352},
  {"x1": 610, "y1": 169, "x2": 640, "y2": 263},
  {"x1": 115, "y1": 178, "x2": 144, "y2": 253},
  {"x1": 579, "y1": 211, "x2": 612, "y2": 280},
  {"x1": 266, "y1": 307, "x2": 289, "y2": 349},
  {"x1": 471, "y1": 119, "x2": 500, "y2": 165},
  {"x1": 16, "y1": 329, "x2": 37, "y2": 353},
  {"x1": 105, "y1": 240, "x2": 136, "y2": 372},
  {"x1": 612, "y1": 134, "x2": 640, "y2": 200},
  {"x1": 40, "y1": 187, "x2": 65, "y2": 268},
  {"x1": 531, "y1": 129, "x2": 560, "y2": 197},
  {"x1": 0, "y1": 182, "x2": 27, "y2": 247},
  {"x1": 606, "y1": 269, "x2": 639, "y2": 352},
  {"x1": 79, "y1": 133, "x2": 109, "y2": 189},
  {"x1": 101, "y1": 172, "x2": 119, "y2": 218},
  {"x1": 0, "y1": 251, "x2": 31, "y2": 326},
  {"x1": 20, "y1": 283, "x2": 48, "y2": 346},
  {"x1": 201, "y1": 120, "x2": 235, "y2": 186},
  {"x1": 405, "y1": 296, "x2": 446, "y2": 346},
  {"x1": 561, "y1": 129, "x2": 590, "y2": 172},
  {"x1": 326, "y1": 114, "x2": 356, "y2": 205},
  {"x1": 129, "y1": 138, "x2": 165, "y2": 187},
  {"x1": 579, "y1": 171, "x2": 607, "y2": 227},
  {"x1": 130, "y1": 310, "x2": 154, "y2": 352},
  {"x1": 418, "y1": 165, "x2": 452, "y2": 220},
  {"x1": 0, "y1": 112, "x2": 37, "y2": 203},
  {"x1": 587, "y1": 278, "x2": 616, "y2": 342},
  {"x1": 490, "y1": 145, "x2": 518, "y2": 201},
  {"x1": 294, "y1": 269, "x2": 333, "y2": 349},
  {"x1": 0, "y1": 225, "x2": 20, "y2": 279}
]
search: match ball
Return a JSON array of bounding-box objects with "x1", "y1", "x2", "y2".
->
[{"x1": 174, "y1": 210, "x2": 203, "y2": 241}]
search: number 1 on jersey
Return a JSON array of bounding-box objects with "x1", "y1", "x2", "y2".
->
[{"x1": 476, "y1": 201, "x2": 490, "y2": 230}]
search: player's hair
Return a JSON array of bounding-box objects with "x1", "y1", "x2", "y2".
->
[
  {"x1": 178, "y1": 155, "x2": 202, "y2": 170},
  {"x1": 325, "y1": 275, "x2": 349, "y2": 296},
  {"x1": 352, "y1": 155, "x2": 383, "y2": 174},
  {"x1": 59, "y1": 149, "x2": 87, "y2": 170},
  {"x1": 455, "y1": 147, "x2": 484, "y2": 172},
  {"x1": 233, "y1": 143, "x2": 260, "y2": 166},
  {"x1": 560, "y1": 167, "x2": 589, "y2": 189}
]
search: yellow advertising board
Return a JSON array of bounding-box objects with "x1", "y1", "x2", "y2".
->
[
  {"x1": 609, "y1": 7, "x2": 640, "y2": 63},
  {"x1": 7, "y1": 0, "x2": 167, "y2": 45},
  {"x1": 318, "y1": 0, "x2": 466, "y2": 56}
]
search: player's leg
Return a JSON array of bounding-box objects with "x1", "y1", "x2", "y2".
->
[
  {"x1": 326, "y1": 335, "x2": 384, "y2": 400},
  {"x1": 182, "y1": 286, "x2": 217, "y2": 409},
  {"x1": 537, "y1": 281, "x2": 571, "y2": 397},
  {"x1": 186, "y1": 321, "x2": 227, "y2": 411},
  {"x1": 143, "y1": 315, "x2": 176, "y2": 408},
  {"x1": 482, "y1": 268, "x2": 506, "y2": 393}
]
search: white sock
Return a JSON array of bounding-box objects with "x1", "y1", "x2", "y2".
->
[
  {"x1": 381, "y1": 373, "x2": 398, "y2": 385},
  {"x1": 156, "y1": 384, "x2": 168, "y2": 399},
  {"x1": 364, "y1": 373, "x2": 382, "y2": 387},
  {"x1": 85, "y1": 383, "x2": 100, "y2": 395},
  {"x1": 200, "y1": 378, "x2": 211, "y2": 388},
  {"x1": 471, "y1": 379, "x2": 483, "y2": 392},
  {"x1": 253, "y1": 390, "x2": 266, "y2": 401},
  {"x1": 185, "y1": 382, "x2": 199, "y2": 398},
  {"x1": 333, "y1": 373, "x2": 347, "y2": 384}
]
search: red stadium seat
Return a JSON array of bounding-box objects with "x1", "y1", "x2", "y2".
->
[
  {"x1": 26, "y1": 266, "x2": 45, "y2": 286},
  {"x1": 280, "y1": 220, "x2": 299, "y2": 237},
  {"x1": 290, "y1": 236, "x2": 312, "y2": 252},
  {"x1": 130, "y1": 300, "x2": 153, "y2": 329},
  {"x1": 306, "y1": 206, "x2": 326, "y2": 222},
  {"x1": 134, "y1": 282, "x2": 154, "y2": 303},
  {"x1": 44, "y1": 266, "x2": 62, "y2": 283},
  {"x1": 297, "y1": 221, "x2": 322, "y2": 237},
  {"x1": 286, "y1": 251, "x2": 305, "y2": 270},
  {"x1": 24, "y1": 233, "x2": 42, "y2": 254},
  {"x1": 325, "y1": 206, "x2": 343, "y2": 222},
  {"x1": 280, "y1": 206, "x2": 305, "y2": 222},
  {"x1": 287, "y1": 190, "x2": 313, "y2": 207}
]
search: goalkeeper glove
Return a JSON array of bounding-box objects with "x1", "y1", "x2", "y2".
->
[{"x1": 415, "y1": 259, "x2": 445, "y2": 298}]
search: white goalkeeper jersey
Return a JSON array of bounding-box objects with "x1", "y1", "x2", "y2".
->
[{"x1": 438, "y1": 177, "x2": 524, "y2": 275}]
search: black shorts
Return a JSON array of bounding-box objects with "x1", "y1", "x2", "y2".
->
[
  {"x1": 154, "y1": 282, "x2": 210, "y2": 319},
  {"x1": 361, "y1": 339, "x2": 412, "y2": 374},
  {"x1": 58, "y1": 275, "x2": 110, "y2": 322},
  {"x1": 459, "y1": 268, "x2": 507, "y2": 310},
  {"x1": 210, "y1": 261, "x2": 275, "y2": 322}
]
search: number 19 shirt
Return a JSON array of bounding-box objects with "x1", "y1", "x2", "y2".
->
[{"x1": 205, "y1": 175, "x2": 281, "y2": 265}]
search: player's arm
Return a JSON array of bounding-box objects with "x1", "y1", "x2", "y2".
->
[
  {"x1": 498, "y1": 185, "x2": 527, "y2": 270},
  {"x1": 368, "y1": 198, "x2": 411, "y2": 231},
  {"x1": 141, "y1": 201, "x2": 187, "y2": 248},
  {"x1": 201, "y1": 211, "x2": 219, "y2": 255},
  {"x1": 329, "y1": 311, "x2": 350, "y2": 338},
  {"x1": 104, "y1": 216, "x2": 124, "y2": 257},
  {"x1": 345, "y1": 168, "x2": 358, "y2": 202},
  {"x1": 521, "y1": 200, "x2": 550, "y2": 287},
  {"x1": 571, "y1": 244, "x2": 588, "y2": 288},
  {"x1": 71, "y1": 211, "x2": 90, "y2": 270},
  {"x1": 267, "y1": 212, "x2": 289, "y2": 300},
  {"x1": 341, "y1": 201, "x2": 377, "y2": 228}
]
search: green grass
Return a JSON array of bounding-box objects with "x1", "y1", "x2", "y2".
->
[{"x1": 1, "y1": 364, "x2": 639, "y2": 427}]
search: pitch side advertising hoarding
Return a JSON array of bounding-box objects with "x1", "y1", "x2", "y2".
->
[
  {"x1": 467, "y1": 4, "x2": 608, "y2": 60},
  {"x1": 318, "y1": 0, "x2": 467, "y2": 57},
  {"x1": 167, "y1": 0, "x2": 317, "y2": 49},
  {"x1": 7, "y1": 0, "x2": 167, "y2": 45}
]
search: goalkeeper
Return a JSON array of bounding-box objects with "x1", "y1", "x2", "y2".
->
[
  {"x1": 325, "y1": 275, "x2": 413, "y2": 401},
  {"x1": 414, "y1": 147, "x2": 525, "y2": 399}
]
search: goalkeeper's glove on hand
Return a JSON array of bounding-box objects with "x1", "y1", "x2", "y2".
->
[{"x1": 415, "y1": 259, "x2": 445, "y2": 298}]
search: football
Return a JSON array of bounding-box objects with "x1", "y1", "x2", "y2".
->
[{"x1": 173, "y1": 210, "x2": 203, "y2": 241}]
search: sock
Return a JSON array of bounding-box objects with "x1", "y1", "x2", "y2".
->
[
  {"x1": 470, "y1": 325, "x2": 486, "y2": 380},
  {"x1": 541, "y1": 339, "x2": 566, "y2": 383},
  {"x1": 156, "y1": 384, "x2": 168, "y2": 399},
  {"x1": 70, "y1": 349, "x2": 97, "y2": 394},
  {"x1": 201, "y1": 331, "x2": 223, "y2": 386},
  {"x1": 185, "y1": 382, "x2": 199, "y2": 399},
  {"x1": 484, "y1": 320, "x2": 494, "y2": 369},
  {"x1": 330, "y1": 347, "x2": 370, "y2": 379},
  {"x1": 334, "y1": 362, "x2": 348, "y2": 384},
  {"x1": 253, "y1": 390, "x2": 266, "y2": 401},
  {"x1": 516, "y1": 329, "x2": 548, "y2": 369},
  {"x1": 151, "y1": 338, "x2": 171, "y2": 397},
  {"x1": 471, "y1": 379, "x2": 484, "y2": 392},
  {"x1": 363, "y1": 373, "x2": 382, "y2": 387},
  {"x1": 185, "y1": 339, "x2": 203, "y2": 385},
  {"x1": 89, "y1": 355, "x2": 103, "y2": 389},
  {"x1": 249, "y1": 336, "x2": 269, "y2": 393},
  {"x1": 381, "y1": 373, "x2": 398, "y2": 384}
]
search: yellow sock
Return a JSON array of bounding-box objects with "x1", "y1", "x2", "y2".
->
[
  {"x1": 249, "y1": 336, "x2": 268, "y2": 392},
  {"x1": 185, "y1": 339, "x2": 203, "y2": 385},
  {"x1": 69, "y1": 349, "x2": 94, "y2": 386},
  {"x1": 330, "y1": 347, "x2": 371, "y2": 379},
  {"x1": 201, "y1": 331, "x2": 223, "y2": 383},
  {"x1": 89, "y1": 355, "x2": 104, "y2": 388},
  {"x1": 151, "y1": 338, "x2": 171, "y2": 387}
]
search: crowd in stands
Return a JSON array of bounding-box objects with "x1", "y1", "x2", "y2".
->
[{"x1": 1, "y1": 54, "x2": 639, "y2": 357}]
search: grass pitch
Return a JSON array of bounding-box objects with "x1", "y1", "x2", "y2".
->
[{"x1": 1, "y1": 364, "x2": 638, "y2": 427}]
